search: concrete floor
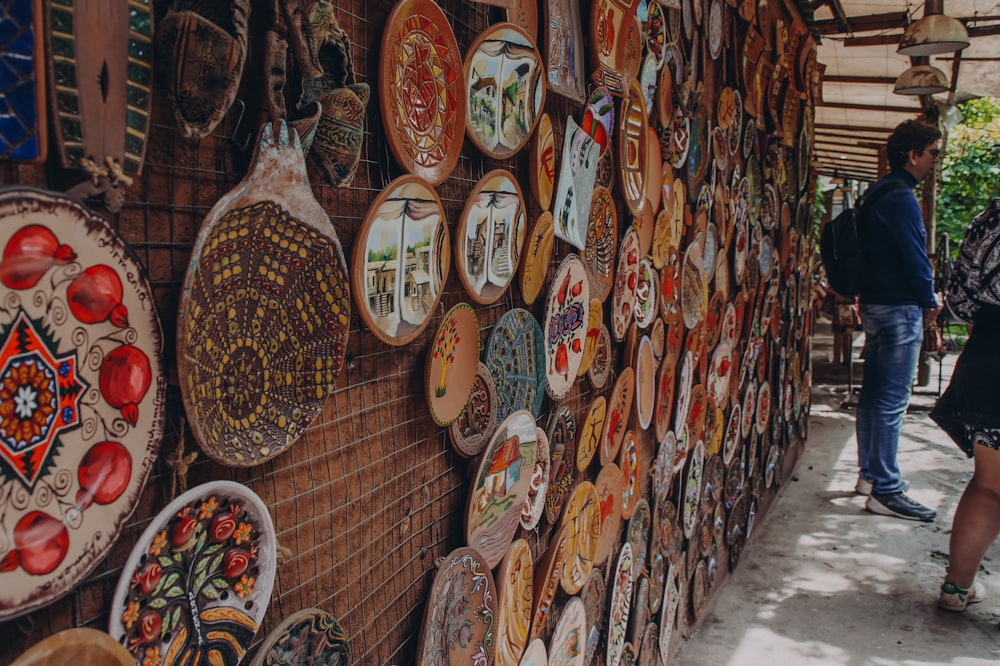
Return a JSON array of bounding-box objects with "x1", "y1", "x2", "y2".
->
[{"x1": 677, "y1": 331, "x2": 1000, "y2": 665}]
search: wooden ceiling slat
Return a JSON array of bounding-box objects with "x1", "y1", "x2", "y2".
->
[
  {"x1": 819, "y1": 101, "x2": 920, "y2": 113},
  {"x1": 813, "y1": 11, "x2": 908, "y2": 35}
]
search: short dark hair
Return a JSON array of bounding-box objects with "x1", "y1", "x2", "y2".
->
[{"x1": 886, "y1": 120, "x2": 942, "y2": 170}]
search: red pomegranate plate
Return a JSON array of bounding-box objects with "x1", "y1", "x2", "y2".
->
[{"x1": 0, "y1": 187, "x2": 165, "y2": 620}]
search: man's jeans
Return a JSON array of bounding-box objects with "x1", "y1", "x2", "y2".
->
[{"x1": 856, "y1": 303, "x2": 923, "y2": 495}]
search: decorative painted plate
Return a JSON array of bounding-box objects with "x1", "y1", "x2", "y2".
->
[
  {"x1": 639, "y1": 54, "x2": 658, "y2": 118},
  {"x1": 681, "y1": 439, "x2": 704, "y2": 539},
  {"x1": 520, "y1": 638, "x2": 548, "y2": 666},
  {"x1": 543, "y1": 0, "x2": 587, "y2": 104},
  {"x1": 450, "y1": 362, "x2": 499, "y2": 458},
  {"x1": 583, "y1": 87, "x2": 615, "y2": 156},
  {"x1": 645, "y1": 0, "x2": 666, "y2": 67},
  {"x1": 630, "y1": 576, "x2": 649, "y2": 646},
  {"x1": 552, "y1": 117, "x2": 601, "y2": 250},
  {"x1": 559, "y1": 480, "x2": 601, "y2": 594},
  {"x1": 584, "y1": 186, "x2": 619, "y2": 302},
  {"x1": 617, "y1": 13, "x2": 644, "y2": 86},
  {"x1": 635, "y1": 335, "x2": 656, "y2": 431},
  {"x1": 467, "y1": 410, "x2": 539, "y2": 568},
  {"x1": 741, "y1": 380, "x2": 757, "y2": 439},
  {"x1": 617, "y1": 80, "x2": 649, "y2": 217},
  {"x1": 588, "y1": 324, "x2": 613, "y2": 390},
  {"x1": 521, "y1": 427, "x2": 550, "y2": 530},
  {"x1": 543, "y1": 255, "x2": 590, "y2": 400},
  {"x1": 657, "y1": 60, "x2": 674, "y2": 129},
  {"x1": 0, "y1": 188, "x2": 165, "y2": 620},
  {"x1": 594, "y1": 463, "x2": 624, "y2": 567},
  {"x1": 417, "y1": 547, "x2": 498, "y2": 665},
  {"x1": 548, "y1": 596, "x2": 587, "y2": 666},
  {"x1": 756, "y1": 380, "x2": 771, "y2": 435},
  {"x1": 673, "y1": 350, "x2": 694, "y2": 435},
  {"x1": 581, "y1": 569, "x2": 606, "y2": 666},
  {"x1": 652, "y1": 430, "x2": 677, "y2": 501},
  {"x1": 530, "y1": 113, "x2": 556, "y2": 210},
  {"x1": 12, "y1": 628, "x2": 134, "y2": 666},
  {"x1": 649, "y1": 317, "x2": 665, "y2": 361},
  {"x1": 530, "y1": 524, "x2": 569, "y2": 641},
  {"x1": 495, "y1": 539, "x2": 534, "y2": 665},
  {"x1": 660, "y1": 247, "x2": 683, "y2": 327},
  {"x1": 249, "y1": 608, "x2": 349, "y2": 666},
  {"x1": 645, "y1": 128, "x2": 663, "y2": 214},
  {"x1": 379, "y1": 0, "x2": 466, "y2": 185},
  {"x1": 707, "y1": 341, "x2": 733, "y2": 408},
  {"x1": 601, "y1": 367, "x2": 635, "y2": 466},
  {"x1": 456, "y1": 169, "x2": 527, "y2": 305},
  {"x1": 354, "y1": 175, "x2": 449, "y2": 346},
  {"x1": 606, "y1": 542, "x2": 635, "y2": 666},
  {"x1": 110, "y1": 481, "x2": 276, "y2": 666},
  {"x1": 619, "y1": 430, "x2": 641, "y2": 520},
  {"x1": 577, "y1": 396, "x2": 607, "y2": 472},
  {"x1": 670, "y1": 108, "x2": 689, "y2": 169},
  {"x1": 521, "y1": 212, "x2": 556, "y2": 307},
  {"x1": 178, "y1": 122, "x2": 349, "y2": 467},
  {"x1": 590, "y1": 0, "x2": 638, "y2": 94},
  {"x1": 464, "y1": 22, "x2": 545, "y2": 159},
  {"x1": 627, "y1": 497, "x2": 651, "y2": 574},
  {"x1": 578, "y1": 298, "x2": 604, "y2": 378},
  {"x1": 544, "y1": 406, "x2": 577, "y2": 525},
  {"x1": 658, "y1": 564, "x2": 678, "y2": 660},
  {"x1": 611, "y1": 227, "x2": 641, "y2": 342},
  {"x1": 634, "y1": 258, "x2": 659, "y2": 329},
  {"x1": 680, "y1": 243, "x2": 707, "y2": 330},
  {"x1": 426, "y1": 303, "x2": 480, "y2": 426}
]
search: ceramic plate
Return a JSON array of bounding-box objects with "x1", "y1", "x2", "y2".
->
[
  {"x1": 654, "y1": 352, "x2": 677, "y2": 444},
  {"x1": 426, "y1": 303, "x2": 480, "y2": 426},
  {"x1": 584, "y1": 186, "x2": 618, "y2": 302},
  {"x1": 522, "y1": 211, "x2": 556, "y2": 306},
  {"x1": 380, "y1": 0, "x2": 466, "y2": 185},
  {"x1": 249, "y1": 608, "x2": 349, "y2": 666},
  {"x1": 708, "y1": 0, "x2": 724, "y2": 59},
  {"x1": 611, "y1": 227, "x2": 641, "y2": 342},
  {"x1": 543, "y1": 255, "x2": 591, "y2": 400},
  {"x1": 464, "y1": 22, "x2": 545, "y2": 159},
  {"x1": 581, "y1": 569, "x2": 606, "y2": 665},
  {"x1": 634, "y1": 258, "x2": 659, "y2": 329},
  {"x1": 578, "y1": 396, "x2": 607, "y2": 472},
  {"x1": 520, "y1": 638, "x2": 548, "y2": 665},
  {"x1": 707, "y1": 341, "x2": 733, "y2": 408},
  {"x1": 416, "y1": 547, "x2": 498, "y2": 664},
  {"x1": 544, "y1": 407, "x2": 578, "y2": 525},
  {"x1": 552, "y1": 117, "x2": 601, "y2": 249},
  {"x1": 660, "y1": 247, "x2": 683, "y2": 327},
  {"x1": 680, "y1": 243, "x2": 707, "y2": 330},
  {"x1": 606, "y1": 542, "x2": 635, "y2": 666},
  {"x1": 682, "y1": 439, "x2": 705, "y2": 539},
  {"x1": 467, "y1": 410, "x2": 539, "y2": 568},
  {"x1": 530, "y1": 525, "x2": 569, "y2": 641},
  {"x1": 559, "y1": 481, "x2": 601, "y2": 595},
  {"x1": 635, "y1": 335, "x2": 656, "y2": 430},
  {"x1": 588, "y1": 324, "x2": 613, "y2": 390},
  {"x1": 590, "y1": 0, "x2": 635, "y2": 94},
  {"x1": 619, "y1": 430, "x2": 641, "y2": 520},
  {"x1": 578, "y1": 298, "x2": 604, "y2": 378},
  {"x1": 670, "y1": 108, "x2": 689, "y2": 169},
  {"x1": 456, "y1": 169, "x2": 526, "y2": 304},
  {"x1": 645, "y1": 127, "x2": 663, "y2": 215},
  {"x1": 617, "y1": 80, "x2": 649, "y2": 217},
  {"x1": 646, "y1": 1, "x2": 666, "y2": 66},
  {"x1": 12, "y1": 628, "x2": 134, "y2": 665},
  {"x1": 486, "y1": 307, "x2": 546, "y2": 423},
  {"x1": 450, "y1": 362, "x2": 499, "y2": 458},
  {"x1": 594, "y1": 463, "x2": 623, "y2": 566},
  {"x1": 652, "y1": 430, "x2": 677, "y2": 500},
  {"x1": 110, "y1": 481, "x2": 276, "y2": 666},
  {"x1": 548, "y1": 597, "x2": 587, "y2": 666},
  {"x1": 756, "y1": 380, "x2": 771, "y2": 435},
  {"x1": 0, "y1": 189, "x2": 165, "y2": 620},
  {"x1": 602, "y1": 366, "x2": 635, "y2": 465},
  {"x1": 639, "y1": 54, "x2": 659, "y2": 117},
  {"x1": 583, "y1": 87, "x2": 615, "y2": 156},
  {"x1": 673, "y1": 350, "x2": 694, "y2": 434},
  {"x1": 495, "y1": 539, "x2": 534, "y2": 665},
  {"x1": 521, "y1": 427, "x2": 551, "y2": 530},
  {"x1": 530, "y1": 113, "x2": 556, "y2": 210}
]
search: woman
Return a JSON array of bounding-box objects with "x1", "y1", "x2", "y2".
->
[{"x1": 931, "y1": 198, "x2": 1000, "y2": 611}]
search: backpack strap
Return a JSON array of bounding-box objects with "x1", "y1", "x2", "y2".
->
[{"x1": 858, "y1": 178, "x2": 910, "y2": 215}]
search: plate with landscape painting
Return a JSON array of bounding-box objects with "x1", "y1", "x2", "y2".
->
[
  {"x1": 354, "y1": 175, "x2": 450, "y2": 346},
  {"x1": 543, "y1": 254, "x2": 590, "y2": 400},
  {"x1": 457, "y1": 169, "x2": 527, "y2": 304},
  {"x1": 464, "y1": 23, "x2": 546, "y2": 159},
  {"x1": 380, "y1": 0, "x2": 466, "y2": 185},
  {"x1": 426, "y1": 303, "x2": 480, "y2": 426},
  {"x1": 486, "y1": 308, "x2": 546, "y2": 422}
]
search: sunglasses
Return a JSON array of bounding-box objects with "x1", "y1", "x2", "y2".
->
[{"x1": 925, "y1": 148, "x2": 941, "y2": 158}]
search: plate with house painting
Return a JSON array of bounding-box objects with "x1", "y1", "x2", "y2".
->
[
  {"x1": 544, "y1": 406, "x2": 577, "y2": 525},
  {"x1": 456, "y1": 169, "x2": 527, "y2": 305},
  {"x1": 0, "y1": 188, "x2": 165, "y2": 620},
  {"x1": 464, "y1": 23, "x2": 546, "y2": 160},
  {"x1": 486, "y1": 308, "x2": 546, "y2": 422},
  {"x1": 416, "y1": 546, "x2": 498, "y2": 665},
  {"x1": 380, "y1": 0, "x2": 466, "y2": 186},
  {"x1": 450, "y1": 362, "x2": 499, "y2": 458},
  {"x1": 110, "y1": 481, "x2": 276, "y2": 666},
  {"x1": 543, "y1": 255, "x2": 590, "y2": 400},
  {"x1": 467, "y1": 410, "x2": 539, "y2": 568},
  {"x1": 495, "y1": 538, "x2": 534, "y2": 665},
  {"x1": 249, "y1": 608, "x2": 349, "y2": 666},
  {"x1": 426, "y1": 303, "x2": 480, "y2": 427},
  {"x1": 354, "y1": 175, "x2": 450, "y2": 346},
  {"x1": 584, "y1": 186, "x2": 618, "y2": 302}
]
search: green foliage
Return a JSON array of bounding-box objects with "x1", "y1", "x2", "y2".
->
[
  {"x1": 939, "y1": 98, "x2": 1000, "y2": 257},
  {"x1": 367, "y1": 244, "x2": 398, "y2": 262}
]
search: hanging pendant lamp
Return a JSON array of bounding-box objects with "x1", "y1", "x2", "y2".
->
[
  {"x1": 897, "y1": 0, "x2": 970, "y2": 56},
  {"x1": 894, "y1": 56, "x2": 950, "y2": 95}
]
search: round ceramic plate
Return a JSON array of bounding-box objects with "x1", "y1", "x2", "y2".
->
[
  {"x1": 530, "y1": 524, "x2": 569, "y2": 642},
  {"x1": 543, "y1": 254, "x2": 591, "y2": 401},
  {"x1": 521, "y1": 427, "x2": 550, "y2": 530},
  {"x1": 521, "y1": 211, "x2": 556, "y2": 307},
  {"x1": 355, "y1": 175, "x2": 450, "y2": 346},
  {"x1": 756, "y1": 380, "x2": 771, "y2": 435},
  {"x1": 670, "y1": 108, "x2": 690, "y2": 169},
  {"x1": 634, "y1": 258, "x2": 659, "y2": 329},
  {"x1": 249, "y1": 608, "x2": 349, "y2": 666},
  {"x1": 549, "y1": 596, "x2": 587, "y2": 666},
  {"x1": 654, "y1": 353, "x2": 677, "y2": 444},
  {"x1": 520, "y1": 638, "x2": 548, "y2": 666},
  {"x1": 577, "y1": 396, "x2": 607, "y2": 472},
  {"x1": 426, "y1": 303, "x2": 480, "y2": 426},
  {"x1": 682, "y1": 439, "x2": 705, "y2": 539},
  {"x1": 619, "y1": 430, "x2": 641, "y2": 520},
  {"x1": 611, "y1": 227, "x2": 641, "y2": 342},
  {"x1": 708, "y1": 0, "x2": 724, "y2": 59},
  {"x1": 110, "y1": 481, "x2": 276, "y2": 666},
  {"x1": 0, "y1": 189, "x2": 165, "y2": 620},
  {"x1": 544, "y1": 407, "x2": 577, "y2": 525},
  {"x1": 12, "y1": 628, "x2": 134, "y2": 666},
  {"x1": 652, "y1": 430, "x2": 677, "y2": 500},
  {"x1": 530, "y1": 113, "x2": 556, "y2": 210},
  {"x1": 618, "y1": 80, "x2": 649, "y2": 217},
  {"x1": 467, "y1": 410, "x2": 539, "y2": 568},
  {"x1": 485, "y1": 309, "x2": 545, "y2": 423},
  {"x1": 660, "y1": 247, "x2": 683, "y2": 327},
  {"x1": 584, "y1": 87, "x2": 615, "y2": 156},
  {"x1": 606, "y1": 542, "x2": 635, "y2": 666},
  {"x1": 464, "y1": 22, "x2": 546, "y2": 159},
  {"x1": 456, "y1": 170, "x2": 526, "y2": 305},
  {"x1": 645, "y1": 127, "x2": 663, "y2": 214},
  {"x1": 560, "y1": 481, "x2": 601, "y2": 595},
  {"x1": 450, "y1": 362, "x2": 499, "y2": 458},
  {"x1": 379, "y1": 0, "x2": 466, "y2": 185},
  {"x1": 588, "y1": 323, "x2": 613, "y2": 390},
  {"x1": 594, "y1": 463, "x2": 623, "y2": 567},
  {"x1": 602, "y1": 366, "x2": 635, "y2": 466},
  {"x1": 578, "y1": 298, "x2": 604, "y2": 378},
  {"x1": 584, "y1": 186, "x2": 618, "y2": 302},
  {"x1": 635, "y1": 335, "x2": 656, "y2": 430},
  {"x1": 680, "y1": 243, "x2": 707, "y2": 330},
  {"x1": 628, "y1": 498, "x2": 652, "y2": 575},
  {"x1": 495, "y1": 539, "x2": 534, "y2": 665},
  {"x1": 639, "y1": 54, "x2": 658, "y2": 117},
  {"x1": 416, "y1": 547, "x2": 498, "y2": 664},
  {"x1": 581, "y1": 569, "x2": 606, "y2": 666}
]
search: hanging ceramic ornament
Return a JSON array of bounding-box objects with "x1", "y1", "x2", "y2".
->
[
  {"x1": 553, "y1": 117, "x2": 600, "y2": 250},
  {"x1": 581, "y1": 569, "x2": 607, "y2": 665},
  {"x1": 521, "y1": 427, "x2": 550, "y2": 530},
  {"x1": 611, "y1": 227, "x2": 641, "y2": 342},
  {"x1": 559, "y1": 481, "x2": 601, "y2": 595},
  {"x1": 602, "y1": 367, "x2": 635, "y2": 466},
  {"x1": 110, "y1": 481, "x2": 276, "y2": 666},
  {"x1": 635, "y1": 335, "x2": 656, "y2": 430},
  {"x1": 380, "y1": 0, "x2": 466, "y2": 186},
  {"x1": 543, "y1": 255, "x2": 590, "y2": 400},
  {"x1": 0, "y1": 188, "x2": 165, "y2": 620},
  {"x1": 583, "y1": 87, "x2": 615, "y2": 156},
  {"x1": 577, "y1": 396, "x2": 607, "y2": 472},
  {"x1": 590, "y1": 0, "x2": 640, "y2": 94},
  {"x1": 249, "y1": 609, "x2": 349, "y2": 666},
  {"x1": 544, "y1": 407, "x2": 578, "y2": 525},
  {"x1": 177, "y1": 121, "x2": 350, "y2": 467},
  {"x1": 588, "y1": 323, "x2": 613, "y2": 390},
  {"x1": 426, "y1": 303, "x2": 480, "y2": 427},
  {"x1": 354, "y1": 175, "x2": 450, "y2": 346},
  {"x1": 521, "y1": 638, "x2": 548, "y2": 665},
  {"x1": 530, "y1": 525, "x2": 569, "y2": 642},
  {"x1": 594, "y1": 463, "x2": 624, "y2": 567},
  {"x1": 450, "y1": 362, "x2": 499, "y2": 458},
  {"x1": 606, "y1": 542, "x2": 635, "y2": 666},
  {"x1": 578, "y1": 298, "x2": 604, "y2": 378}
]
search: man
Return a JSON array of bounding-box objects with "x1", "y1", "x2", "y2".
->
[{"x1": 856, "y1": 119, "x2": 942, "y2": 522}]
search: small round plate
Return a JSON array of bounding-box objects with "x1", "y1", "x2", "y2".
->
[
  {"x1": 495, "y1": 539, "x2": 534, "y2": 665},
  {"x1": 530, "y1": 113, "x2": 556, "y2": 210},
  {"x1": 584, "y1": 186, "x2": 619, "y2": 302},
  {"x1": 485, "y1": 308, "x2": 546, "y2": 421},
  {"x1": 618, "y1": 80, "x2": 649, "y2": 217},
  {"x1": 588, "y1": 323, "x2": 613, "y2": 390},
  {"x1": 426, "y1": 303, "x2": 480, "y2": 426},
  {"x1": 708, "y1": 0, "x2": 724, "y2": 59},
  {"x1": 577, "y1": 396, "x2": 607, "y2": 472},
  {"x1": 594, "y1": 463, "x2": 624, "y2": 567},
  {"x1": 250, "y1": 609, "x2": 349, "y2": 666},
  {"x1": 602, "y1": 366, "x2": 635, "y2": 466},
  {"x1": 756, "y1": 380, "x2": 772, "y2": 435},
  {"x1": 635, "y1": 335, "x2": 656, "y2": 430},
  {"x1": 543, "y1": 254, "x2": 591, "y2": 401},
  {"x1": 680, "y1": 243, "x2": 708, "y2": 330},
  {"x1": 521, "y1": 211, "x2": 556, "y2": 306},
  {"x1": 560, "y1": 481, "x2": 601, "y2": 595}
]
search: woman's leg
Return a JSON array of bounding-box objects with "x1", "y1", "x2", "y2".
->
[{"x1": 947, "y1": 443, "x2": 1000, "y2": 587}]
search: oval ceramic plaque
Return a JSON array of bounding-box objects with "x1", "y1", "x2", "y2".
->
[
  {"x1": 110, "y1": 481, "x2": 276, "y2": 666},
  {"x1": 543, "y1": 255, "x2": 591, "y2": 401},
  {"x1": 450, "y1": 362, "x2": 499, "y2": 458},
  {"x1": 634, "y1": 258, "x2": 658, "y2": 329},
  {"x1": 602, "y1": 366, "x2": 635, "y2": 466},
  {"x1": 426, "y1": 303, "x2": 480, "y2": 426},
  {"x1": 559, "y1": 481, "x2": 601, "y2": 595},
  {"x1": 578, "y1": 298, "x2": 604, "y2": 378},
  {"x1": 355, "y1": 175, "x2": 450, "y2": 346},
  {"x1": 521, "y1": 211, "x2": 556, "y2": 307},
  {"x1": 584, "y1": 186, "x2": 619, "y2": 302},
  {"x1": 548, "y1": 596, "x2": 587, "y2": 666},
  {"x1": 379, "y1": 0, "x2": 466, "y2": 185},
  {"x1": 521, "y1": 427, "x2": 551, "y2": 530},
  {"x1": 465, "y1": 23, "x2": 546, "y2": 159},
  {"x1": 250, "y1": 608, "x2": 349, "y2": 666},
  {"x1": 611, "y1": 227, "x2": 641, "y2": 342},
  {"x1": 577, "y1": 396, "x2": 607, "y2": 472},
  {"x1": 496, "y1": 539, "x2": 534, "y2": 665},
  {"x1": 544, "y1": 407, "x2": 578, "y2": 525},
  {"x1": 485, "y1": 309, "x2": 545, "y2": 423},
  {"x1": 588, "y1": 324, "x2": 613, "y2": 390},
  {"x1": 467, "y1": 410, "x2": 539, "y2": 568},
  {"x1": 594, "y1": 463, "x2": 623, "y2": 567},
  {"x1": 457, "y1": 170, "x2": 527, "y2": 305},
  {"x1": 635, "y1": 335, "x2": 656, "y2": 431},
  {"x1": 607, "y1": 542, "x2": 635, "y2": 666},
  {"x1": 617, "y1": 81, "x2": 648, "y2": 217},
  {"x1": 0, "y1": 189, "x2": 165, "y2": 620},
  {"x1": 530, "y1": 113, "x2": 556, "y2": 210},
  {"x1": 417, "y1": 547, "x2": 498, "y2": 664}
]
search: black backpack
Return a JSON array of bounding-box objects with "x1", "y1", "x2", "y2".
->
[{"x1": 819, "y1": 181, "x2": 908, "y2": 296}]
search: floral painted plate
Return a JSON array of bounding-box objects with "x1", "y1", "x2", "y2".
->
[
  {"x1": 682, "y1": 439, "x2": 705, "y2": 539},
  {"x1": 543, "y1": 254, "x2": 590, "y2": 400},
  {"x1": 619, "y1": 430, "x2": 641, "y2": 520},
  {"x1": 0, "y1": 188, "x2": 165, "y2": 620},
  {"x1": 450, "y1": 362, "x2": 499, "y2": 458},
  {"x1": 110, "y1": 481, "x2": 276, "y2": 666},
  {"x1": 495, "y1": 539, "x2": 534, "y2": 665},
  {"x1": 416, "y1": 547, "x2": 497, "y2": 665},
  {"x1": 249, "y1": 608, "x2": 349, "y2": 666},
  {"x1": 426, "y1": 303, "x2": 480, "y2": 426}
]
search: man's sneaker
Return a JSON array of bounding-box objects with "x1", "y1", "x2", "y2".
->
[
  {"x1": 855, "y1": 476, "x2": 910, "y2": 495},
  {"x1": 865, "y1": 491, "x2": 936, "y2": 521},
  {"x1": 939, "y1": 580, "x2": 987, "y2": 612}
]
